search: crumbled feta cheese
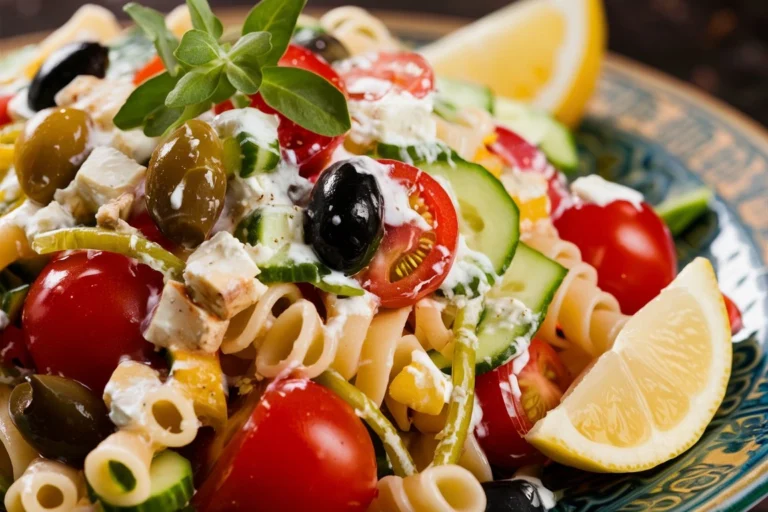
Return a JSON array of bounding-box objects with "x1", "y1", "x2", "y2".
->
[
  {"x1": 111, "y1": 129, "x2": 159, "y2": 163},
  {"x1": 183, "y1": 232, "x2": 267, "y2": 319},
  {"x1": 439, "y1": 236, "x2": 496, "y2": 301},
  {"x1": 571, "y1": 175, "x2": 644, "y2": 209},
  {"x1": 143, "y1": 281, "x2": 230, "y2": 353},
  {"x1": 347, "y1": 91, "x2": 437, "y2": 147},
  {"x1": 501, "y1": 169, "x2": 549, "y2": 203},
  {"x1": 72, "y1": 146, "x2": 146, "y2": 211},
  {"x1": 54, "y1": 76, "x2": 134, "y2": 130},
  {"x1": 24, "y1": 201, "x2": 76, "y2": 243}
]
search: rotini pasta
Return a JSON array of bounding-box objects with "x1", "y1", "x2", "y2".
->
[
  {"x1": 5, "y1": 458, "x2": 85, "y2": 512},
  {"x1": 408, "y1": 433, "x2": 492, "y2": 484},
  {"x1": 368, "y1": 465, "x2": 487, "y2": 512},
  {"x1": 320, "y1": 7, "x2": 400, "y2": 56}
]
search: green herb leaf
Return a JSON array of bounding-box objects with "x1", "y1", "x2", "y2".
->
[
  {"x1": 226, "y1": 63, "x2": 262, "y2": 94},
  {"x1": 260, "y1": 66, "x2": 350, "y2": 136},
  {"x1": 228, "y1": 31, "x2": 272, "y2": 65},
  {"x1": 186, "y1": 0, "x2": 223, "y2": 39},
  {"x1": 114, "y1": 71, "x2": 180, "y2": 130},
  {"x1": 231, "y1": 92, "x2": 253, "y2": 108},
  {"x1": 211, "y1": 73, "x2": 237, "y2": 104},
  {"x1": 242, "y1": 0, "x2": 307, "y2": 65},
  {"x1": 124, "y1": 3, "x2": 180, "y2": 76},
  {"x1": 166, "y1": 64, "x2": 223, "y2": 108},
  {"x1": 175, "y1": 29, "x2": 221, "y2": 66},
  {"x1": 143, "y1": 105, "x2": 184, "y2": 136}
]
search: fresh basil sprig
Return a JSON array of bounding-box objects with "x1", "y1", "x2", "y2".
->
[{"x1": 114, "y1": 0, "x2": 350, "y2": 138}]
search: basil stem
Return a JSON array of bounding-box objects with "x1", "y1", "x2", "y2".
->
[
  {"x1": 433, "y1": 299, "x2": 483, "y2": 466},
  {"x1": 315, "y1": 370, "x2": 416, "y2": 477},
  {"x1": 32, "y1": 228, "x2": 185, "y2": 281}
]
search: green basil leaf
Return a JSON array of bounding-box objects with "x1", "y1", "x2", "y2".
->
[
  {"x1": 114, "y1": 71, "x2": 179, "y2": 130},
  {"x1": 231, "y1": 92, "x2": 252, "y2": 108},
  {"x1": 124, "y1": 3, "x2": 180, "y2": 76},
  {"x1": 175, "y1": 30, "x2": 221, "y2": 66},
  {"x1": 242, "y1": 0, "x2": 306, "y2": 65},
  {"x1": 210, "y1": 73, "x2": 237, "y2": 104},
  {"x1": 143, "y1": 105, "x2": 184, "y2": 137},
  {"x1": 166, "y1": 64, "x2": 223, "y2": 108},
  {"x1": 228, "y1": 31, "x2": 272, "y2": 66},
  {"x1": 226, "y1": 62, "x2": 262, "y2": 95},
  {"x1": 260, "y1": 66, "x2": 350, "y2": 136},
  {"x1": 186, "y1": 0, "x2": 223, "y2": 39}
]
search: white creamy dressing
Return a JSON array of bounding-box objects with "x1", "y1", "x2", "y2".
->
[
  {"x1": 439, "y1": 236, "x2": 496, "y2": 301},
  {"x1": 7, "y1": 88, "x2": 36, "y2": 121},
  {"x1": 571, "y1": 174, "x2": 644, "y2": 209},
  {"x1": 212, "y1": 108, "x2": 279, "y2": 154},
  {"x1": 512, "y1": 467, "x2": 558, "y2": 510},
  {"x1": 408, "y1": 349, "x2": 453, "y2": 403}
]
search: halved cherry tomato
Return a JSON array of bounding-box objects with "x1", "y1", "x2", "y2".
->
[
  {"x1": 0, "y1": 94, "x2": 13, "y2": 127},
  {"x1": 360, "y1": 160, "x2": 458, "y2": 308},
  {"x1": 0, "y1": 325, "x2": 34, "y2": 369},
  {"x1": 215, "y1": 45, "x2": 347, "y2": 178},
  {"x1": 723, "y1": 293, "x2": 743, "y2": 335},
  {"x1": 489, "y1": 126, "x2": 571, "y2": 218},
  {"x1": 336, "y1": 51, "x2": 435, "y2": 100},
  {"x1": 133, "y1": 55, "x2": 165, "y2": 85},
  {"x1": 475, "y1": 339, "x2": 571, "y2": 469},
  {"x1": 22, "y1": 251, "x2": 164, "y2": 391},
  {"x1": 554, "y1": 200, "x2": 677, "y2": 315},
  {"x1": 194, "y1": 378, "x2": 377, "y2": 512}
]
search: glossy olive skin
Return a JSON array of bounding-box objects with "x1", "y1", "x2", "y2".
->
[
  {"x1": 146, "y1": 120, "x2": 227, "y2": 247},
  {"x1": 304, "y1": 160, "x2": 384, "y2": 274},
  {"x1": 9, "y1": 375, "x2": 113, "y2": 467},
  {"x1": 28, "y1": 42, "x2": 109, "y2": 111},
  {"x1": 293, "y1": 28, "x2": 350, "y2": 64},
  {"x1": 15, "y1": 107, "x2": 92, "y2": 204},
  {"x1": 482, "y1": 480, "x2": 545, "y2": 512}
]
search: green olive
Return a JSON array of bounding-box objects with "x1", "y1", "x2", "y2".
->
[
  {"x1": 9, "y1": 375, "x2": 114, "y2": 467},
  {"x1": 146, "y1": 120, "x2": 227, "y2": 247},
  {"x1": 14, "y1": 108, "x2": 92, "y2": 204}
]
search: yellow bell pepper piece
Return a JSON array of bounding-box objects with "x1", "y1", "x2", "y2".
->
[
  {"x1": 169, "y1": 349, "x2": 228, "y2": 431},
  {"x1": 0, "y1": 145, "x2": 14, "y2": 174},
  {"x1": 503, "y1": 171, "x2": 552, "y2": 229},
  {"x1": 389, "y1": 350, "x2": 451, "y2": 416},
  {"x1": 0, "y1": 224, "x2": 32, "y2": 271}
]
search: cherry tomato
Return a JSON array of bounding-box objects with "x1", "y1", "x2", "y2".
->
[
  {"x1": 554, "y1": 200, "x2": 677, "y2": 315},
  {"x1": 723, "y1": 293, "x2": 743, "y2": 335},
  {"x1": 475, "y1": 339, "x2": 571, "y2": 469},
  {"x1": 215, "y1": 45, "x2": 346, "y2": 178},
  {"x1": 336, "y1": 51, "x2": 435, "y2": 100},
  {"x1": 194, "y1": 378, "x2": 377, "y2": 512},
  {"x1": 489, "y1": 126, "x2": 571, "y2": 218},
  {"x1": 360, "y1": 160, "x2": 458, "y2": 308},
  {"x1": 128, "y1": 209, "x2": 177, "y2": 252},
  {"x1": 133, "y1": 55, "x2": 165, "y2": 85},
  {"x1": 22, "y1": 251, "x2": 164, "y2": 391},
  {"x1": 0, "y1": 325, "x2": 34, "y2": 369},
  {"x1": 0, "y1": 94, "x2": 13, "y2": 127}
]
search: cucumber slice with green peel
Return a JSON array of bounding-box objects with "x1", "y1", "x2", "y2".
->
[
  {"x1": 655, "y1": 187, "x2": 713, "y2": 237},
  {"x1": 431, "y1": 243, "x2": 567, "y2": 374},
  {"x1": 377, "y1": 143, "x2": 520, "y2": 275},
  {"x1": 214, "y1": 108, "x2": 280, "y2": 178},
  {"x1": 235, "y1": 205, "x2": 303, "y2": 250},
  {"x1": 91, "y1": 450, "x2": 194, "y2": 512},
  {"x1": 436, "y1": 77, "x2": 495, "y2": 114},
  {"x1": 494, "y1": 97, "x2": 578, "y2": 173},
  {"x1": 1, "y1": 285, "x2": 29, "y2": 323}
]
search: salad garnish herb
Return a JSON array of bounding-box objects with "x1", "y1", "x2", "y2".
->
[{"x1": 114, "y1": 0, "x2": 351, "y2": 137}]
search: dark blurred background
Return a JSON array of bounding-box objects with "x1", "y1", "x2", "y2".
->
[{"x1": 1, "y1": 0, "x2": 767, "y2": 127}]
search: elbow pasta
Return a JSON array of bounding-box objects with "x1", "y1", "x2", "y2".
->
[
  {"x1": 0, "y1": 385, "x2": 39, "y2": 480},
  {"x1": 84, "y1": 431, "x2": 154, "y2": 508},
  {"x1": 368, "y1": 465, "x2": 487, "y2": 512},
  {"x1": 319, "y1": 7, "x2": 400, "y2": 56},
  {"x1": 5, "y1": 458, "x2": 85, "y2": 512}
]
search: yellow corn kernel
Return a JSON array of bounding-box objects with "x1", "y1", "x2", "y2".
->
[
  {"x1": 169, "y1": 349, "x2": 228, "y2": 431},
  {"x1": 389, "y1": 351, "x2": 451, "y2": 416}
]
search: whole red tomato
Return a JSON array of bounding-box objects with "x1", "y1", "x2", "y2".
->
[
  {"x1": 194, "y1": 378, "x2": 377, "y2": 512},
  {"x1": 554, "y1": 200, "x2": 677, "y2": 314},
  {"x1": 22, "y1": 251, "x2": 164, "y2": 391},
  {"x1": 475, "y1": 339, "x2": 571, "y2": 469}
]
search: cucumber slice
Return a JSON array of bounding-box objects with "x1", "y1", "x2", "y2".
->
[
  {"x1": 494, "y1": 97, "x2": 578, "y2": 173},
  {"x1": 377, "y1": 144, "x2": 520, "y2": 275},
  {"x1": 436, "y1": 77, "x2": 494, "y2": 114},
  {"x1": 91, "y1": 450, "x2": 194, "y2": 512},
  {"x1": 655, "y1": 187, "x2": 713, "y2": 237},
  {"x1": 1, "y1": 285, "x2": 28, "y2": 324},
  {"x1": 215, "y1": 108, "x2": 280, "y2": 178},
  {"x1": 432, "y1": 243, "x2": 567, "y2": 374},
  {"x1": 235, "y1": 205, "x2": 303, "y2": 250}
]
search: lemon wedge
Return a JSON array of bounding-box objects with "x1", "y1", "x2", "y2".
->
[
  {"x1": 421, "y1": 0, "x2": 606, "y2": 127},
  {"x1": 526, "y1": 258, "x2": 732, "y2": 472}
]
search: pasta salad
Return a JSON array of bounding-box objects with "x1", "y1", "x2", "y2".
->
[{"x1": 0, "y1": 1, "x2": 740, "y2": 511}]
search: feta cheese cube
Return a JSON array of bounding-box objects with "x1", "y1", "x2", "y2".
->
[
  {"x1": 95, "y1": 193, "x2": 134, "y2": 230},
  {"x1": 55, "y1": 76, "x2": 134, "y2": 130},
  {"x1": 184, "y1": 232, "x2": 266, "y2": 319},
  {"x1": 24, "y1": 201, "x2": 75, "y2": 243},
  {"x1": 348, "y1": 92, "x2": 437, "y2": 148},
  {"x1": 144, "y1": 281, "x2": 229, "y2": 353},
  {"x1": 74, "y1": 146, "x2": 146, "y2": 211}
]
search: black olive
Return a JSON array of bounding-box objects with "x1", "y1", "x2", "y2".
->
[
  {"x1": 9, "y1": 375, "x2": 114, "y2": 467},
  {"x1": 304, "y1": 160, "x2": 384, "y2": 274},
  {"x1": 28, "y1": 42, "x2": 109, "y2": 111},
  {"x1": 293, "y1": 28, "x2": 351, "y2": 64},
  {"x1": 483, "y1": 480, "x2": 546, "y2": 512}
]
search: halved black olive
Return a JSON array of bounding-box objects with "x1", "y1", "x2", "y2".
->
[
  {"x1": 293, "y1": 28, "x2": 350, "y2": 64},
  {"x1": 304, "y1": 160, "x2": 384, "y2": 274},
  {"x1": 482, "y1": 479, "x2": 546, "y2": 512},
  {"x1": 28, "y1": 41, "x2": 109, "y2": 111}
]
